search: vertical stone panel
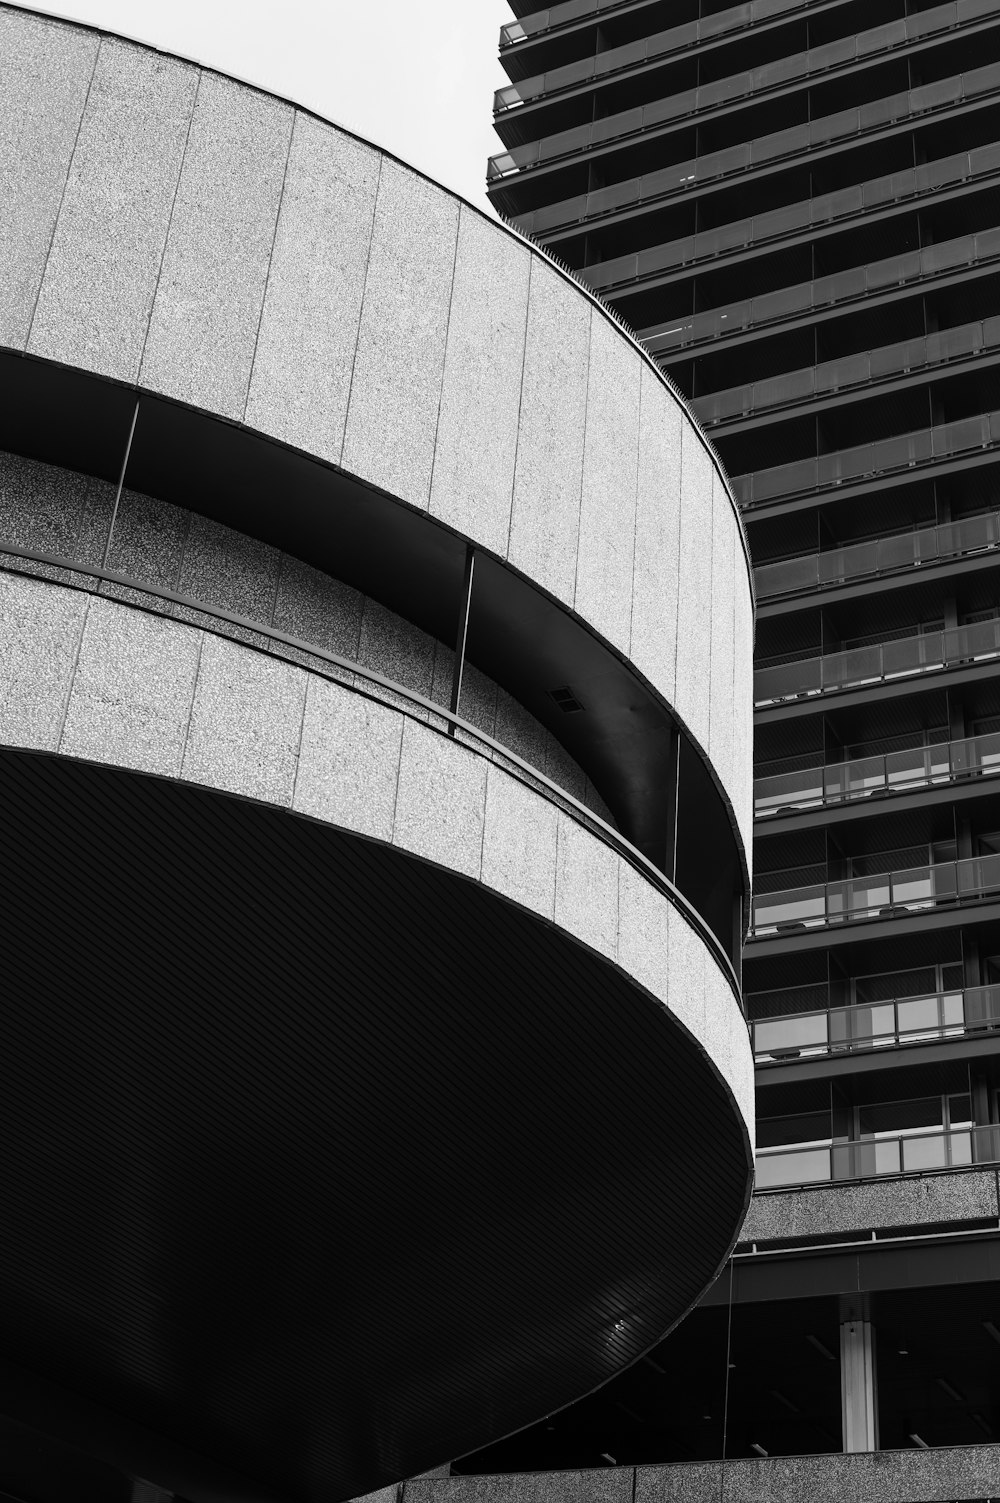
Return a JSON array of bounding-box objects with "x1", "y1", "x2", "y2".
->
[
  {"x1": 0, "y1": 9, "x2": 98, "y2": 349},
  {"x1": 673, "y1": 424, "x2": 714, "y2": 755},
  {"x1": 28, "y1": 40, "x2": 198, "y2": 382},
  {"x1": 507, "y1": 262, "x2": 590, "y2": 608},
  {"x1": 140, "y1": 73, "x2": 293, "y2": 420},
  {"x1": 0, "y1": 572, "x2": 89, "y2": 750},
  {"x1": 630, "y1": 367, "x2": 682, "y2": 705},
  {"x1": 60, "y1": 598, "x2": 200, "y2": 775},
  {"x1": 733, "y1": 535, "x2": 755, "y2": 878},
  {"x1": 180, "y1": 634, "x2": 306, "y2": 805},
  {"x1": 294, "y1": 676, "x2": 403, "y2": 843},
  {"x1": 481, "y1": 765, "x2": 558, "y2": 920},
  {"x1": 574, "y1": 314, "x2": 640, "y2": 656},
  {"x1": 555, "y1": 812, "x2": 619, "y2": 961},
  {"x1": 708, "y1": 472, "x2": 737, "y2": 821},
  {"x1": 341, "y1": 159, "x2": 459, "y2": 511},
  {"x1": 177, "y1": 513, "x2": 281, "y2": 625},
  {"x1": 245, "y1": 113, "x2": 380, "y2": 463},
  {"x1": 429, "y1": 206, "x2": 530, "y2": 556},
  {"x1": 392, "y1": 718, "x2": 487, "y2": 880}
]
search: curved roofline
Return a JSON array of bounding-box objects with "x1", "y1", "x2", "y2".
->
[{"x1": 2, "y1": 0, "x2": 756, "y2": 617}]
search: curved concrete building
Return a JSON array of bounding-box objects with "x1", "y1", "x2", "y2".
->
[{"x1": 0, "y1": 8, "x2": 754, "y2": 1503}]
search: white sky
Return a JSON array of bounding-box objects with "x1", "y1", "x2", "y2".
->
[{"x1": 17, "y1": 0, "x2": 516, "y2": 212}]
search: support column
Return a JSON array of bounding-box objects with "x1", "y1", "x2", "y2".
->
[{"x1": 840, "y1": 1300, "x2": 878, "y2": 1453}]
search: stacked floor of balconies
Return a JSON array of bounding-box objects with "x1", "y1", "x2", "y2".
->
[{"x1": 474, "y1": 0, "x2": 1000, "y2": 1483}]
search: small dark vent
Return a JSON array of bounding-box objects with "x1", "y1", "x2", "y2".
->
[{"x1": 548, "y1": 686, "x2": 585, "y2": 714}]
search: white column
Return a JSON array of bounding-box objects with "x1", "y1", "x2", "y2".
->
[{"x1": 840, "y1": 1317, "x2": 878, "y2": 1452}]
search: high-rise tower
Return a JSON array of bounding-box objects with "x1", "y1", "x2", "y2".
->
[{"x1": 452, "y1": 0, "x2": 1000, "y2": 1490}]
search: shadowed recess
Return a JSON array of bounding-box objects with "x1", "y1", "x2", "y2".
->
[{"x1": 0, "y1": 747, "x2": 749, "y2": 1503}]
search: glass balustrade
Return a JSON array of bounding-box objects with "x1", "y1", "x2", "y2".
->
[
  {"x1": 521, "y1": 59, "x2": 1000, "y2": 237},
  {"x1": 755, "y1": 729, "x2": 1000, "y2": 816},
  {"x1": 490, "y1": 0, "x2": 992, "y2": 127},
  {"x1": 751, "y1": 984, "x2": 1000, "y2": 1062},
  {"x1": 502, "y1": 0, "x2": 839, "y2": 50},
  {"x1": 695, "y1": 314, "x2": 1000, "y2": 427},
  {"x1": 735, "y1": 408, "x2": 1000, "y2": 510},
  {"x1": 585, "y1": 139, "x2": 1000, "y2": 291},
  {"x1": 489, "y1": 0, "x2": 998, "y2": 177},
  {"x1": 756, "y1": 616, "x2": 1000, "y2": 705},
  {"x1": 751, "y1": 850, "x2": 1000, "y2": 935},
  {"x1": 756, "y1": 1124, "x2": 1000, "y2": 1189},
  {"x1": 641, "y1": 229, "x2": 1000, "y2": 355}
]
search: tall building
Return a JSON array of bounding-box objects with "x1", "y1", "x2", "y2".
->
[
  {"x1": 453, "y1": 0, "x2": 1000, "y2": 1496},
  {"x1": 0, "y1": 7, "x2": 754, "y2": 1503}
]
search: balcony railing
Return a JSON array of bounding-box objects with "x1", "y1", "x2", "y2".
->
[
  {"x1": 755, "y1": 729, "x2": 1000, "y2": 817},
  {"x1": 754, "y1": 511, "x2": 1000, "y2": 601},
  {"x1": 697, "y1": 314, "x2": 1000, "y2": 429},
  {"x1": 751, "y1": 850, "x2": 1000, "y2": 935},
  {"x1": 500, "y1": 0, "x2": 819, "y2": 53},
  {"x1": 735, "y1": 409, "x2": 1000, "y2": 511},
  {"x1": 512, "y1": 60, "x2": 1000, "y2": 237},
  {"x1": 751, "y1": 984, "x2": 1000, "y2": 1062},
  {"x1": 586, "y1": 141, "x2": 1000, "y2": 292},
  {"x1": 755, "y1": 617, "x2": 1000, "y2": 707},
  {"x1": 492, "y1": 0, "x2": 996, "y2": 131},
  {"x1": 756, "y1": 1123, "x2": 1000, "y2": 1188},
  {"x1": 640, "y1": 226, "x2": 1000, "y2": 354}
]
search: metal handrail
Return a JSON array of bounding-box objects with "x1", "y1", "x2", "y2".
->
[
  {"x1": 754, "y1": 511, "x2": 1000, "y2": 601},
  {"x1": 754, "y1": 615, "x2": 1000, "y2": 706},
  {"x1": 490, "y1": 0, "x2": 994, "y2": 130},
  {"x1": 512, "y1": 59, "x2": 1000, "y2": 238},
  {"x1": 751, "y1": 851, "x2": 1000, "y2": 935},
  {"x1": 640, "y1": 225, "x2": 1000, "y2": 355},
  {"x1": 0, "y1": 540, "x2": 745, "y2": 1010},
  {"x1": 751, "y1": 984, "x2": 1000, "y2": 1062},
  {"x1": 755, "y1": 728, "x2": 1000, "y2": 817},
  {"x1": 755, "y1": 1123, "x2": 1000, "y2": 1189},
  {"x1": 588, "y1": 140, "x2": 1000, "y2": 294},
  {"x1": 499, "y1": 0, "x2": 820, "y2": 52}
]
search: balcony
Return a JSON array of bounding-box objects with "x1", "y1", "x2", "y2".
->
[
  {"x1": 698, "y1": 315, "x2": 1000, "y2": 430},
  {"x1": 751, "y1": 850, "x2": 1000, "y2": 935},
  {"x1": 756, "y1": 1122, "x2": 1000, "y2": 1188},
  {"x1": 751, "y1": 984, "x2": 1000, "y2": 1063},
  {"x1": 586, "y1": 142, "x2": 1000, "y2": 293},
  {"x1": 490, "y1": 0, "x2": 997, "y2": 136},
  {"x1": 512, "y1": 61, "x2": 1000, "y2": 237},
  {"x1": 641, "y1": 227, "x2": 1000, "y2": 354},
  {"x1": 755, "y1": 616, "x2": 1000, "y2": 707},
  {"x1": 736, "y1": 410, "x2": 1000, "y2": 512},
  {"x1": 754, "y1": 511, "x2": 1000, "y2": 601},
  {"x1": 755, "y1": 729, "x2": 1000, "y2": 818},
  {"x1": 499, "y1": 0, "x2": 821, "y2": 53}
]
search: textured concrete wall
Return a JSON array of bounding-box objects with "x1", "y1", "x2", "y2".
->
[
  {"x1": 0, "y1": 568, "x2": 754, "y2": 1144},
  {"x1": 0, "y1": 3, "x2": 754, "y2": 873},
  {"x1": 407, "y1": 1445, "x2": 1000, "y2": 1503},
  {"x1": 0, "y1": 448, "x2": 612, "y2": 824},
  {"x1": 741, "y1": 1167, "x2": 1000, "y2": 1244}
]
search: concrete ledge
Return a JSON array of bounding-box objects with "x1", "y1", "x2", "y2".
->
[
  {"x1": 407, "y1": 1446, "x2": 1000, "y2": 1503},
  {"x1": 742, "y1": 1169, "x2": 1000, "y2": 1244}
]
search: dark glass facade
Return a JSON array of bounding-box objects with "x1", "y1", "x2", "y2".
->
[{"x1": 470, "y1": 0, "x2": 1000, "y2": 1476}]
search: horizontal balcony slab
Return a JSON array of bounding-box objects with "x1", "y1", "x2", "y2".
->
[
  {"x1": 755, "y1": 1027, "x2": 1000, "y2": 1083},
  {"x1": 745, "y1": 893, "x2": 1000, "y2": 956},
  {"x1": 756, "y1": 545, "x2": 1000, "y2": 620},
  {"x1": 754, "y1": 651, "x2": 1000, "y2": 724},
  {"x1": 740, "y1": 1167, "x2": 1000, "y2": 1247}
]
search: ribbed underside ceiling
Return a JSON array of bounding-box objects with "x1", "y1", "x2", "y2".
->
[{"x1": 0, "y1": 747, "x2": 749, "y2": 1503}]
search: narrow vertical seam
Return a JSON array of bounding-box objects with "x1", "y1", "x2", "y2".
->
[
  {"x1": 176, "y1": 628, "x2": 206, "y2": 780},
  {"x1": 425, "y1": 202, "x2": 463, "y2": 513},
  {"x1": 387, "y1": 710, "x2": 408, "y2": 848},
  {"x1": 135, "y1": 67, "x2": 202, "y2": 385},
  {"x1": 338, "y1": 153, "x2": 384, "y2": 468},
  {"x1": 54, "y1": 591, "x2": 94, "y2": 753},
  {"x1": 287, "y1": 668, "x2": 309, "y2": 813},
  {"x1": 570, "y1": 305, "x2": 594, "y2": 614},
  {"x1": 504, "y1": 252, "x2": 534, "y2": 562},
  {"x1": 25, "y1": 36, "x2": 102, "y2": 350},
  {"x1": 243, "y1": 106, "x2": 296, "y2": 425}
]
